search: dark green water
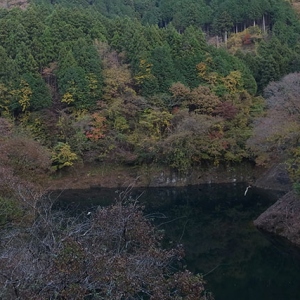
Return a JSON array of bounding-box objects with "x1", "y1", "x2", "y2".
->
[{"x1": 54, "y1": 183, "x2": 300, "y2": 300}]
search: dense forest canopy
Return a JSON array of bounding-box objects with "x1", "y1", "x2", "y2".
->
[{"x1": 0, "y1": 0, "x2": 300, "y2": 174}]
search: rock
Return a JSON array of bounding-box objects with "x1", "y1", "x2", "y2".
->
[
  {"x1": 0, "y1": 0, "x2": 28, "y2": 9},
  {"x1": 254, "y1": 163, "x2": 292, "y2": 192},
  {"x1": 254, "y1": 191, "x2": 300, "y2": 247}
]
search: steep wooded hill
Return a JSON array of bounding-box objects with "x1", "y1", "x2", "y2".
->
[{"x1": 0, "y1": 0, "x2": 300, "y2": 176}]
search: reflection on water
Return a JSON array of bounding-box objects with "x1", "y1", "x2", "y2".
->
[{"x1": 54, "y1": 183, "x2": 300, "y2": 300}]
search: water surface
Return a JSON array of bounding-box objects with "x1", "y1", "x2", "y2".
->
[{"x1": 54, "y1": 183, "x2": 300, "y2": 300}]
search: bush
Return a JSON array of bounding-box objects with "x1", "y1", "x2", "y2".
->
[
  {"x1": 0, "y1": 192, "x2": 214, "y2": 300},
  {"x1": 51, "y1": 142, "x2": 78, "y2": 170}
]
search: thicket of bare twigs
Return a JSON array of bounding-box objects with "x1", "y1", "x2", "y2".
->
[{"x1": 0, "y1": 188, "x2": 213, "y2": 299}]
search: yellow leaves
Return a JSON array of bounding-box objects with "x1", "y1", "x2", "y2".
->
[
  {"x1": 206, "y1": 72, "x2": 219, "y2": 86},
  {"x1": 134, "y1": 59, "x2": 155, "y2": 85},
  {"x1": 287, "y1": 146, "x2": 300, "y2": 182},
  {"x1": 197, "y1": 57, "x2": 244, "y2": 95},
  {"x1": 114, "y1": 115, "x2": 129, "y2": 132},
  {"x1": 61, "y1": 91, "x2": 75, "y2": 105},
  {"x1": 27, "y1": 116, "x2": 45, "y2": 139},
  {"x1": 196, "y1": 62, "x2": 207, "y2": 78},
  {"x1": 103, "y1": 65, "x2": 133, "y2": 101},
  {"x1": 139, "y1": 109, "x2": 172, "y2": 140},
  {"x1": 99, "y1": 45, "x2": 134, "y2": 102},
  {"x1": 222, "y1": 71, "x2": 243, "y2": 94},
  {"x1": 227, "y1": 26, "x2": 263, "y2": 54},
  {"x1": 86, "y1": 72, "x2": 99, "y2": 97},
  {"x1": 0, "y1": 104, "x2": 10, "y2": 118},
  {"x1": 197, "y1": 60, "x2": 219, "y2": 86},
  {"x1": 196, "y1": 55, "x2": 214, "y2": 83},
  {"x1": 188, "y1": 85, "x2": 221, "y2": 115},
  {"x1": 0, "y1": 80, "x2": 32, "y2": 115},
  {"x1": 51, "y1": 142, "x2": 78, "y2": 170},
  {"x1": 18, "y1": 80, "x2": 32, "y2": 112},
  {"x1": 87, "y1": 73, "x2": 98, "y2": 90}
]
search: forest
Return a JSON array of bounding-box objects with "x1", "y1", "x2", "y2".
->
[
  {"x1": 2, "y1": 0, "x2": 300, "y2": 298},
  {"x1": 2, "y1": 0, "x2": 300, "y2": 175},
  {"x1": 1, "y1": 0, "x2": 300, "y2": 221}
]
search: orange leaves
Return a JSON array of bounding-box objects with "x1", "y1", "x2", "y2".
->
[
  {"x1": 85, "y1": 112, "x2": 107, "y2": 141},
  {"x1": 242, "y1": 32, "x2": 252, "y2": 45}
]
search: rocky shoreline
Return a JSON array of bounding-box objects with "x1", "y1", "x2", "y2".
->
[
  {"x1": 48, "y1": 161, "x2": 300, "y2": 248},
  {"x1": 47, "y1": 162, "x2": 263, "y2": 190},
  {"x1": 252, "y1": 163, "x2": 300, "y2": 248},
  {"x1": 254, "y1": 191, "x2": 300, "y2": 247}
]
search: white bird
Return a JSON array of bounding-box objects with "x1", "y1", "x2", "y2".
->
[{"x1": 244, "y1": 185, "x2": 252, "y2": 196}]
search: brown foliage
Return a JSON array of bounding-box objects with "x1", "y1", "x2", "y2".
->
[
  {"x1": 213, "y1": 101, "x2": 238, "y2": 120},
  {"x1": 188, "y1": 86, "x2": 221, "y2": 115},
  {"x1": 95, "y1": 41, "x2": 135, "y2": 102},
  {"x1": 247, "y1": 73, "x2": 300, "y2": 165},
  {"x1": 0, "y1": 117, "x2": 13, "y2": 137},
  {"x1": 169, "y1": 82, "x2": 191, "y2": 105},
  {"x1": 0, "y1": 127, "x2": 52, "y2": 224},
  {"x1": 0, "y1": 137, "x2": 51, "y2": 179}
]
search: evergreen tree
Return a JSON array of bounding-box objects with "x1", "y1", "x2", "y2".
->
[
  {"x1": 150, "y1": 44, "x2": 176, "y2": 93},
  {"x1": 15, "y1": 43, "x2": 38, "y2": 75},
  {"x1": 21, "y1": 73, "x2": 52, "y2": 110}
]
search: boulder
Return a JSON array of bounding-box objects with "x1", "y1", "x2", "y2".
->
[{"x1": 254, "y1": 191, "x2": 300, "y2": 247}]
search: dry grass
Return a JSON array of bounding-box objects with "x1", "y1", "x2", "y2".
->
[{"x1": 292, "y1": 2, "x2": 300, "y2": 16}]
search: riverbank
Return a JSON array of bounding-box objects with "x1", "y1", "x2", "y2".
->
[
  {"x1": 47, "y1": 161, "x2": 300, "y2": 250},
  {"x1": 251, "y1": 163, "x2": 300, "y2": 248},
  {"x1": 46, "y1": 162, "x2": 264, "y2": 191}
]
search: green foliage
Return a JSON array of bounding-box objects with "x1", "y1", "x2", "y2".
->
[
  {"x1": 288, "y1": 147, "x2": 300, "y2": 184},
  {"x1": 58, "y1": 66, "x2": 91, "y2": 109},
  {"x1": 1, "y1": 0, "x2": 300, "y2": 172},
  {"x1": 150, "y1": 44, "x2": 176, "y2": 92},
  {"x1": 21, "y1": 73, "x2": 52, "y2": 110},
  {"x1": 293, "y1": 182, "x2": 300, "y2": 195},
  {"x1": 163, "y1": 136, "x2": 193, "y2": 173},
  {"x1": 139, "y1": 108, "x2": 173, "y2": 139},
  {"x1": 288, "y1": 148, "x2": 300, "y2": 193},
  {"x1": 0, "y1": 197, "x2": 23, "y2": 226},
  {"x1": 212, "y1": 11, "x2": 233, "y2": 36}
]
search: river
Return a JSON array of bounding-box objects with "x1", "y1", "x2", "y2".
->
[{"x1": 54, "y1": 183, "x2": 300, "y2": 300}]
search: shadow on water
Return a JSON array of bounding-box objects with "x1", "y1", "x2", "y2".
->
[{"x1": 53, "y1": 183, "x2": 300, "y2": 300}]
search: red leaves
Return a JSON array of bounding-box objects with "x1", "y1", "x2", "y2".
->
[
  {"x1": 213, "y1": 101, "x2": 238, "y2": 120},
  {"x1": 242, "y1": 32, "x2": 252, "y2": 45}
]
